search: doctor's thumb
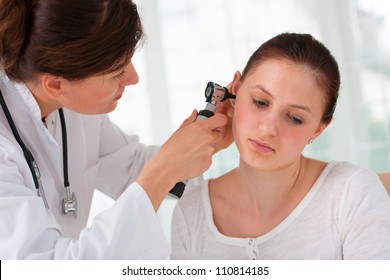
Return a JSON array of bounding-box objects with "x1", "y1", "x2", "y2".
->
[{"x1": 179, "y1": 109, "x2": 198, "y2": 128}]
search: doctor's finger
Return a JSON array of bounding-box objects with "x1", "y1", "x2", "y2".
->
[
  {"x1": 214, "y1": 98, "x2": 233, "y2": 116},
  {"x1": 200, "y1": 113, "x2": 228, "y2": 130}
]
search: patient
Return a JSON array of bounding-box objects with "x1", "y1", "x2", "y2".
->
[{"x1": 170, "y1": 32, "x2": 390, "y2": 259}]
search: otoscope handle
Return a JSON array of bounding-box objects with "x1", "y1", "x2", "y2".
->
[
  {"x1": 168, "y1": 181, "x2": 187, "y2": 199},
  {"x1": 168, "y1": 107, "x2": 216, "y2": 198},
  {"x1": 196, "y1": 109, "x2": 214, "y2": 120},
  {"x1": 168, "y1": 81, "x2": 234, "y2": 199},
  {"x1": 197, "y1": 103, "x2": 216, "y2": 120}
]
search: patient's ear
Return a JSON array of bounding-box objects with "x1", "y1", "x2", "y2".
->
[
  {"x1": 231, "y1": 71, "x2": 241, "y2": 95},
  {"x1": 312, "y1": 122, "x2": 329, "y2": 140},
  {"x1": 230, "y1": 71, "x2": 242, "y2": 107}
]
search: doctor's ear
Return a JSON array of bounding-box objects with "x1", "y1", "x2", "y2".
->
[{"x1": 41, "y1": 74, "x2": 65, "y2": 99}]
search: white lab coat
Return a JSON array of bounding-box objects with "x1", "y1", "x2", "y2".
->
[{"x1": 0, "y1": 73, "x2": 171, "y2": 259}]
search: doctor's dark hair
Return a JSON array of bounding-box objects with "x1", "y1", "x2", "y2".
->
[
  {"x1": 0, "y1": 0, "x2": 143, "y2": 82},
  {"x1": 241, "y1": 33, "x2": 340, "y2": 124}
]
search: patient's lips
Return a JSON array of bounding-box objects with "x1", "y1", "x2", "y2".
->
[{"x1": 249, "y1": 139, "x2": 275, "y2": 154}]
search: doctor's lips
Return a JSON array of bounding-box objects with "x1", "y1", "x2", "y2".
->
[
  {"x1": 249, "y1": 139, "x2": 275, "y2": 153},
  {"x1": 114, "y1": 90, "x2": 124, "y2": 100}
]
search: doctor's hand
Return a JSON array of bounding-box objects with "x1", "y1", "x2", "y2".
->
[
  {"x1": 136, "y1": 110, "x2": 228, "y2": 211},
  {"x1": 213, "y1": 96, "x2": 234, "y2": 152}
]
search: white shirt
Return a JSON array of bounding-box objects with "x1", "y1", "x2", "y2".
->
[
  {"x1": 171, "y1": 161, "x2": 390, "y2": 259},
  {"x1": 0, "y1": 73, "x2": 170, "y2": 259}
]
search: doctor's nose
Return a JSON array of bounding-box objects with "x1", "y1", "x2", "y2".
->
[{"x1": 120, "y1": 62, "x2": 139, "y2": 86}]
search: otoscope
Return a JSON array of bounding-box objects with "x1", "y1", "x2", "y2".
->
[{"x1": 168, "y1": 81, "x2": 236, "y2": 199}]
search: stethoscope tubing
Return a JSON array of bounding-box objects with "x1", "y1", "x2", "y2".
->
[
  {"x1": 0, "y1": 89, "x2": 74, "y2": 212},
  {"x1": 0, "y1": 89, "x2": 49, "y2": 207}
]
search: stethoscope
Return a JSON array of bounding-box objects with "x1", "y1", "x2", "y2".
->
[{"x1": 0, "y1": 89, "x2": 77, "y2": 217}]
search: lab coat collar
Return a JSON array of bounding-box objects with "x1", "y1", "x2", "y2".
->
[
  {"x1": 0, "y1": 72, "x2": 43, "y2": 122},
  {"x1": 0, "y1": 72, "x2": 61, "y2": 168}
]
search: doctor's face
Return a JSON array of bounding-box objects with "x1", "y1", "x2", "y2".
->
[
  {"x1": 59, "y1": 62, "x2": 139, "y2": 114},
  {"x1": 232, "y1": 58, "x2": 327, "y2": 171}
]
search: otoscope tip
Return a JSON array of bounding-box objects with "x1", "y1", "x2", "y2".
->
[{"x1": 227, "y1": 92, "x2": 236, "y2": 99}]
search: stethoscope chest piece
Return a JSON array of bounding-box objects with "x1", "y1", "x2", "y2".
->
[{"x1": 62, "y1": 189, "x2": 77, "y2": 218}]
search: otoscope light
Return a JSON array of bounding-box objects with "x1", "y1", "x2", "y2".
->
[{"x1": 204, "y1": 82, "x2": 235, "y2": 103}]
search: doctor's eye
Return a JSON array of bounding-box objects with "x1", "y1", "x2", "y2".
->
[
  {"x1": 252, "y1": 99, "x2": 268, "y2": 108},
  {"x1": 115, "y1": 71, "x2": 126, "y2": 80}
]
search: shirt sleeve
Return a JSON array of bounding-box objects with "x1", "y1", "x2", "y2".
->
[
  {"x1": 340, "y1": 168, "x2": 390, "y2": 259},
  {"x1": 95, "y1": 115, "x2": 159, "y2": 200},
  {"x1": 57, "y1": 182, "x2": 171, "y2": 259},
  {"x1": 170, "y1": 201, "x2": 193, "y2": 259},
  {"x1": 170, "y1": 179, "x2": 206, "y2": 260}
]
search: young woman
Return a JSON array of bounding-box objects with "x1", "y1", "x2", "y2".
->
[
  {"x1": 171, "y1": 33, "x2": 390, "y2": 259},
  {"x1": 0, "y1": 0, "x2": 232, "y2": 259}
]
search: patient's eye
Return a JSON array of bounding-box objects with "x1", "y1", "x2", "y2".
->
[{"x1": 252, "y1": 99, "x2": 268, "y2": 108}]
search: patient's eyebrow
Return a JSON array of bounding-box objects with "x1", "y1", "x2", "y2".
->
[{"x1": 251, "y1": 84, "x2": 313, "y2": 115}]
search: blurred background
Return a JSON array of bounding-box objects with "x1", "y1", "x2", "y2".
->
[{"x1": 90, "y1": 0, "x2": 390, "y2": 243}]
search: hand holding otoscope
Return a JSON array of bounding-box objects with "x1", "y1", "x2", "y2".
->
[{"x1": 168, "y1": 82, "x2": 235, "y2": 198}]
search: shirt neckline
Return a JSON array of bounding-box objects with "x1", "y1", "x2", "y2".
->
[{"x1": 202, "y1": 161, "x2": 337, "y2": 246}]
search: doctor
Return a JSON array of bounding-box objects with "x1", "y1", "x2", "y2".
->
[{"x1": 0, "y1": 0, "x2": 231, "y2": 259}]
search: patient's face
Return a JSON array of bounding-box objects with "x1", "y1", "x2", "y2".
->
[{"x1": 232, "y1": 58, "x2": 326, "y2": 170}]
